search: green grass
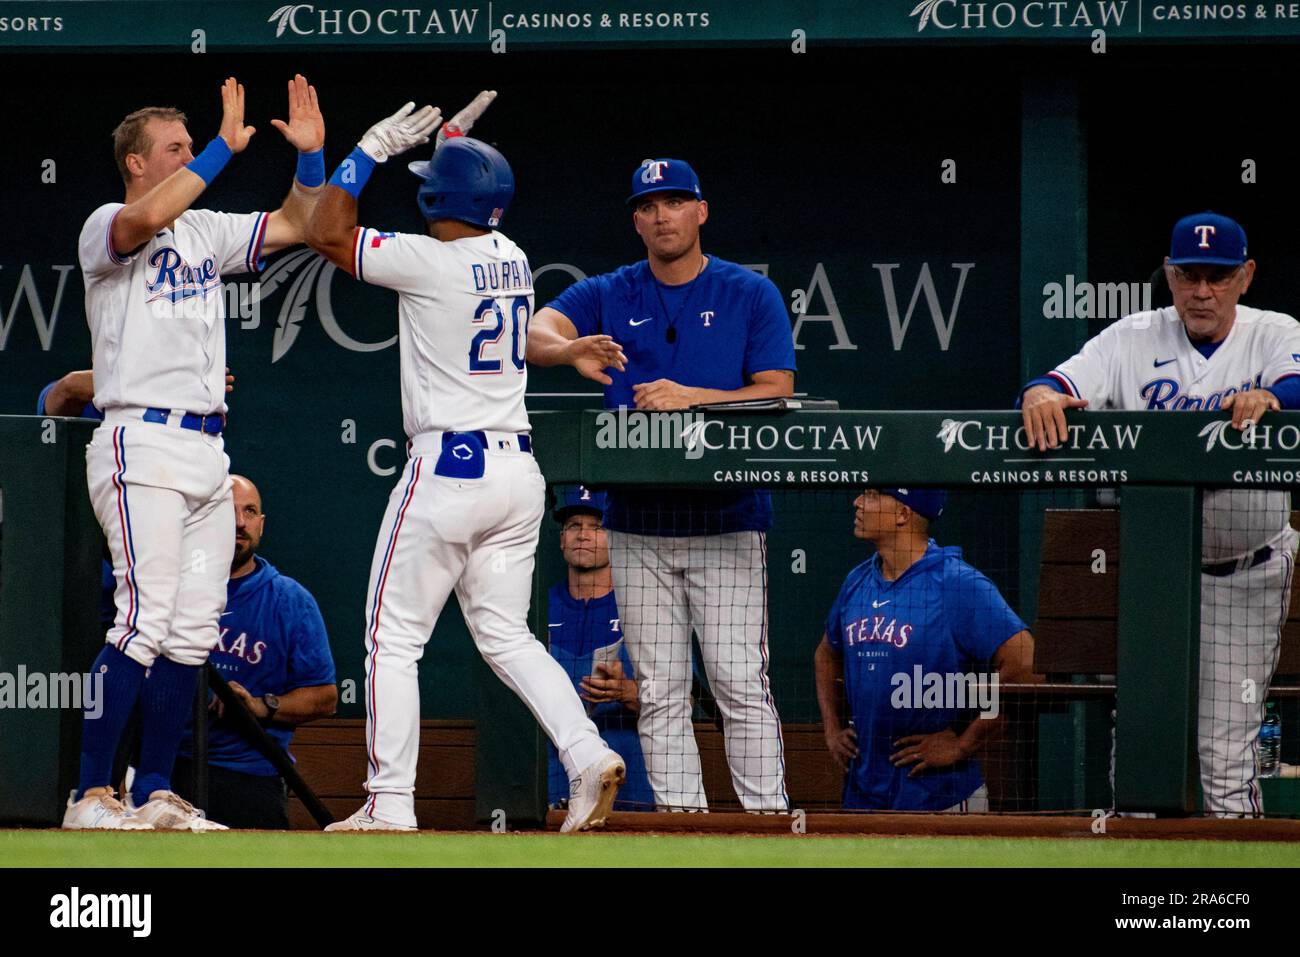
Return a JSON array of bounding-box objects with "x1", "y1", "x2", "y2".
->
[{"x1": 5, "y1": 831, "x2": 1300, "y2": 867}]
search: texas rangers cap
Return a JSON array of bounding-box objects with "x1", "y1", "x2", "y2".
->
[
  {"x1": 1168, "y1": 211, "x2": 1248, "y2": 266},
  {"x1": 626, "y1": 158, "x2": 703, "y2": 206},
  {"x1": 881, "y1": 488, "x2": 947, "y2": 521},
  {"x1": 552, "y1": 485, "x2": 607, "y2": 523}
]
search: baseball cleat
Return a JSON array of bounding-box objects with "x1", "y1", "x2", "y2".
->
[
  {"x1": 62, "y1": 789, "x2": 154, "y2": 831},
  {"x1": 323, "y1": 808, "x2": 418, "y2": 832},
  {"x1": 125, "y1": 791, "x2": 228, "y2": 831},
  {"x1": 561, "y1": 752, "x2": 626, "y2": 834}
]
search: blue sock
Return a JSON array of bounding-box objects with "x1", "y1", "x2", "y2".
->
[
  {"x1": 77, "y1": 646, "x2": 147, "y2": 799},
  {"x1": 131, "y1": 656, "x2": 201, "y2": 805}
]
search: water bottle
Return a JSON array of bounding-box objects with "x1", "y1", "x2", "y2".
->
[{"x1": 1260, "y1": 702, "x2": 1281, "y2": 778}]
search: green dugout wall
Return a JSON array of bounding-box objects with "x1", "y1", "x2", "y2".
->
[
  {"x1": 6, "y1": 410, "x2": 1293, "y2": 821},
  {"x1": 1, "y1": 3, "x2": 1298, "y2": 819}
]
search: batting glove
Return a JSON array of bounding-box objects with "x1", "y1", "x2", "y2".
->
[
  {"x1": 436, "y1": 90, "x2": 497, "y2": 149},
  {"x1": 358, "y1": 102, "x2": 443, "y2": 163}
]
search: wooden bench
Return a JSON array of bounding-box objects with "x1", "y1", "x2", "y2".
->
[
  {"x1": 287, "y1": 720, "x2": 845, "y2": 828},
  {"x1": 288, "y1": 720, "x2": 476, "y2": 830},
  {"x1": 1035, "y1": 509, "x2": 1300, "y2": 677}
]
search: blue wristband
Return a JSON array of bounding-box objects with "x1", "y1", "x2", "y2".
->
[
  {"x1": 186, "y1": 137, "x2": 233, "y2": 186},
  {"x1": 327, "y1": 147, "x2": 376, "y2": 200},
  {"x1": 296, "y1": 148, "x2": 326, "y2": 188}
]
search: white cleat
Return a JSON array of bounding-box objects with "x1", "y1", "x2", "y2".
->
[
  {"x1": 324, "y1": 808, "x2": 418, "y2": 832},
  {"x1": 561, "y1": 752, "x2": 626, "y2": 834},
  {"x1": 62, "y1": 789, "x2": 154, "y2": 831},
  {"x1": 125, "y1": 791, "x2": 228, "y2": 831}
]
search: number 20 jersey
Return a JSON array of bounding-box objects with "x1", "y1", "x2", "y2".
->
[{"x1": 351, "y1": 227, "x2": 534, "y2": 437}]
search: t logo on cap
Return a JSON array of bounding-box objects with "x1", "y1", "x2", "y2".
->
[
  {"x1": 1168, "y1": 211, "x2": 1247, "y2": 267},
  {"x1": 640, "y1": 160, "x2": 669, "y2": 184},
  {"x1": 627, "y1": 157, "x2": 704, "y2": 206}
]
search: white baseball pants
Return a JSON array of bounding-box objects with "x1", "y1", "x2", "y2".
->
[
  {"x1": 610, "y1": 530, "x2": 788, "y2": 811},
  {"x1": 1198, "y1": 525, "x2": 1298, "y2": 816},
  {"x1": 360, "y1": 441, "x2": 608, "y2": 827},
  {"x1": 86, "y1": 416, "x2": 233, "y2": 667}
]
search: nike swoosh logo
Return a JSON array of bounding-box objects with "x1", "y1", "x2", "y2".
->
[
  {"x1": 1153, "y1": 358, "x2": 1177, "y2": 368},
  {"x1": 220, "y1": 612, "x2": 233, "y2": 618},
  {"x1": 871, "y1": 599, "x2": 890, "y2": 608},
  {"x1": 628, "y1": 317, "x2": 654, "y2": 327}
]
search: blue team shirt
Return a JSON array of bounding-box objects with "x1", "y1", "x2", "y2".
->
[
  {"x1": 825, "y1": 542, "x2": 1027, "y2": 811},
  {"x1": 548, "y1": 258, "x2": 796, "y2": 535},
  {"x1": 180, "y1": 557, "x2": 336, "y2": 777},
  {"x1": 545, "y1": 583, "x2": 653, "y2": 809}
]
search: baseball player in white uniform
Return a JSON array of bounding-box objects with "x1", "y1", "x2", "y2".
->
[
  {"x1": 304, "y1": 94, "x2": 627, "y2": 833},
  {"x1": 64, "y1": 76, "x2": 327, "y2": 831},
  {"x1": 1021, "y1": 211, "x2": 1300, "y2": 816}
]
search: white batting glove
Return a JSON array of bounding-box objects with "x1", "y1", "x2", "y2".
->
[
  {"x1": 435, "y1": 90, "x2": 497, "y2": 149},
  {"x1": 358, "y1": 102, "x2": 443, "y2": 163}
]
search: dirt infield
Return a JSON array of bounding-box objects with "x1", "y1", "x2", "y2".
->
[{"x1": 546, "y1": 811, "x2": 1300, "y2": 842}]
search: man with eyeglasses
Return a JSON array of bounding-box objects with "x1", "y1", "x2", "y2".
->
[{"x1": 1019, "y1": 211, "x2": 1300, "y2": 816}]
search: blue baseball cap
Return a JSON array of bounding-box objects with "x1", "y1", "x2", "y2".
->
[
  {"x1": 881, "y1": 488, "x2": 947, "y2": 521},
  {"x1": 1168, "y1": 211, "x2": 1248, "y2": 267},
  {"x1": 552, "y1": 485, "x2": 607, "y2": 523},
  {"x1": 626, "y1": 158, "x2": 703, "y2": 206}
]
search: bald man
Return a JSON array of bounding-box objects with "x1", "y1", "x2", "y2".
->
[{"x1": 173, "y1": 475, "x2": 337, "y2": 828}]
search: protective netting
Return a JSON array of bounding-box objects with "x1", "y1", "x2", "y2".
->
[{"x1": 542, "y1": 484, "x2": 1299, "y2": 817}]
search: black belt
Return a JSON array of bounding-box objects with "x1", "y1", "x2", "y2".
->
[{"x1": 1202, "y1": 546, "x2": 1272, "y2": 577}]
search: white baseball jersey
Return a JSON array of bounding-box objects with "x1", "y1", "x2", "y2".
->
[
  {"x1": 78, "y1": 202, "x2": 268, "y2": 414},
  {"x1": 350, "y1": 227, "x2": 533, "y2": 437},
  {"x1": 1048, "y1": 305, "x2": 1300, "y2": 560},
  {"x1": 345, "y1": 224, "x2": 613, "y2": 829}
]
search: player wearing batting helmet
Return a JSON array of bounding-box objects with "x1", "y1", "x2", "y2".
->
[{"x1": 305, "y1": 93, "x2": 626, "y2": 833}]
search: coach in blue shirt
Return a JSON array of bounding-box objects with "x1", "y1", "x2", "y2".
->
[
  {"x1": 174, "y1": 474, "x2": 337, "y2": 829},
  {"x1": 815, "y1": 489, "x2": 1037, "y2": 812},
  {"x1": 529, "y1": 159, "x2": 796, "y2": 810}
]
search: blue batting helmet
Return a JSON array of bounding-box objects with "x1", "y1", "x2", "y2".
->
[{"x1": 408, "y1": 137, "x2": 514, "y2": 229}]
